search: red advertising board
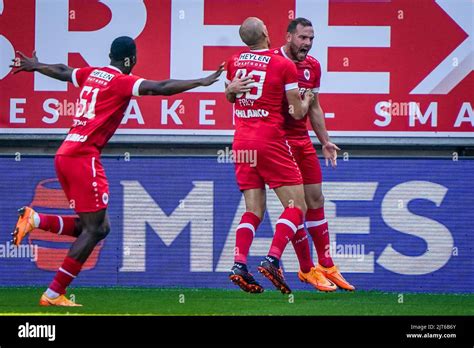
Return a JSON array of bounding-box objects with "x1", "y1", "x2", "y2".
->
[{"x1": 0, "y1": 0, "x2": 472, "y2": 138}]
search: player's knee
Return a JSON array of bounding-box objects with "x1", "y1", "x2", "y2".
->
[
  {"x1": 307, "y1": 193, "x2": 324, "y2": 209},
  {"x1": 315, "y1": 194, "x2": 324, "y2": 207},
  {"x1": 298, "y1": 202, "x2": 307, "y2": 216},
  {"x1": 292, "y1": 200, "x2": 307, "y2": 216},
  {"x1": 86, "y1": 222, "x2": 110, "y2": 241},
  {"x1": 96, "y1": 223, "x2": 111, "y2": 240}
]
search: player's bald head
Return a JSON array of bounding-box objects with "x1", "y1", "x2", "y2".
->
[{"x1": 239, "y1": 17, "x2": 267, "y2": 47}]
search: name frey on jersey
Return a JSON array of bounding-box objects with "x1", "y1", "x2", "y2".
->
[
  {"x1": 18, "y1": 322, "x2": 56, "y2": 341},
  {"x1": 90, "y1": 69, "x2": 115, "y2": 82},
  {"x1": 238, "y1": 53, "x2": 271, "y2": 64}
]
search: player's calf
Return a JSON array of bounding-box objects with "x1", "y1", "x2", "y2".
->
[{"x1": 12, "y1": 207, "x2": 81, "y2": 246}]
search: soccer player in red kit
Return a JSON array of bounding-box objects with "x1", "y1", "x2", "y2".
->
[
  {"x1": 275, "y1": 18, "x2": 354, "y2": 291},
  {"x1": 225, "y1": 17, "x2": 314, "y2": 294},
  {"x1": 10, "y1": 36, "x2": 224, "y2": 306},
  {"x1": 228, "y1": 18, "x2": 354, "y2": 292}
]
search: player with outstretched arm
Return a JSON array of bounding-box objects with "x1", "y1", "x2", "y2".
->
[{"x1": 9, "y1": 36, "x2": 224, "y2": 306}]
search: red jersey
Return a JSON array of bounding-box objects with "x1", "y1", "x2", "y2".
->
[
  {"x1": 226, "y1": 49, "x2": 299, "y2": 141},
  {"x1": 56, "y1": 66, "x2": 144, "y2": 156},
  {"x1": 273, "y1": 46, "x2": 321, "y2": 138}
]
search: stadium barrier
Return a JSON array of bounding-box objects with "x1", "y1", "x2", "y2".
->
[{"x1": 0, "y1": 155, "x2": 472, "y2": 293}]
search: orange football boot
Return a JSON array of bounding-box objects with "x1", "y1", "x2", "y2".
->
[
  {"x1": 298, "y1": 267, "x2": 337, "y2": 292},
  {"x1": 12, "y1": 206, "x2": 37, "y2": 246},
  {"x1": 39, "y1": 294, "x2": 82, "y2": 307},
  {"x1": 316, "y1": 264, "x2": 355, "y2": 291}
]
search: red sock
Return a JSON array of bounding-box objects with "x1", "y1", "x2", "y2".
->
[
  {"x1": 269, "y1": 207, "x2": 303, "y2": 259},
  {"x1": 48, "y1": 256, "x2": 83, "y2": 295},
  {"x1": 306, "y1": 208, "x2": 334, "y2": 268},
  {"x1": 291, "y1": 226, "x2": 314, "y2": 273},
  {"x1": 38, "y1": 214, "x2": 79, "y2": 237},
  {"x1": 234, "y1": 212, "x2": 261, "y2": 264}
]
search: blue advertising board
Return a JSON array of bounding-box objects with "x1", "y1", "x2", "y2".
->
[{"x1": 0, "y1": 156, "x2": 472, "y2": 293}]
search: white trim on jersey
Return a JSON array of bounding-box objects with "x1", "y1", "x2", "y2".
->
[
  {"x1": 249, "y1": 49, "x2": 268, "y2": 52},
  {"x1": 312, "y1": 87, "x2": 320, "y2": 93},
  {"x1": 107, "y1": 65, "x2": 123, "y2": 74},
  {"x1": 92, "y1": 157, "x2": 97, "y2": 178},
  {"x1": 285, "y1": 82, "x2": 299, "y2": 91},
  {"x1": 71, "y1": 68, "x2": 79, "y2": 88},
  {"x1": 280, "y1": 46, "x2": 290, "y2": 60},
  {"x1": 277, "y1": 218, "x2": 298, "y2": 233},
  {"x1": 285, "y1": 139, "x2": 296, "y2": 158},
  {"x1": 297, "y1": 224, "x2": 305, "y2": 230},
  {"x1": 132, "y1": 78, "x2": 145, "y2": 97},
  {"x1": 236, "y1": 223, "x2": 256, "y2": 236}
]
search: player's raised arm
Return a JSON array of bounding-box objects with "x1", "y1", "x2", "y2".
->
[
  {"x1": 286, "y1": 88, "x2": 313, "y2": 120},
  {"x1": 139, "y1": 63, "x2": 224, "y2": 96},
  {"x1": 10, "y1": 51, "x2": 74, "y2": 82}
]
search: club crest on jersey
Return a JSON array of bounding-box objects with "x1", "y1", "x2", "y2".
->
[
  {"x1": 304, "y1": 69, "x2": 310, "y2": 81},
  {"x1": 102, "y1": 193, "x2": 109, "y2": 205}
]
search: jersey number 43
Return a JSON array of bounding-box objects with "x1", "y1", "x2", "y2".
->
[{"x1": 235, "y1": 69, "x2": 266, "y2": 100}]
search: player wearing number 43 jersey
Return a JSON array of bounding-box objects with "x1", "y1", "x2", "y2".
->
[
  {"x1": 225, "y1": 17, "x2": 314, "y2": 294},
  {"x1": 10, "y1": 36, "x2": 224, "y2": 306}
]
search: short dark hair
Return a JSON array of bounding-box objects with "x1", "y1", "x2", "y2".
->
[
  {"x1": 287, "y1": 18, "x2": 313, "y2": 33},
  {"x1": 110, "y1": 36, "x2": 136, "y2": 61}
]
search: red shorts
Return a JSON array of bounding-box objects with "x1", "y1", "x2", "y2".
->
[
  {"x1": 286, "y1": 136, "x2": 322, "y2": 185},
  {"x1": 233, "y1": 139, "x2": 303, "y2": 190},
  {"x1": 54, "y1": 154, "x2": 109, "y2": 213}
]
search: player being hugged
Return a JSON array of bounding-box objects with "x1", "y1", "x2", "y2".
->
[
  {"x1": 225, "y1": 17, "x2": 314, "y2": 294},
  {"x1": 10, "y1": 36, "x2": 223, "y2": 306}
]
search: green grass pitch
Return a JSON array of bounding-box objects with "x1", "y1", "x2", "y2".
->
[{"x1": 0, "y1": 287, "x2": 472, "y2": 316}]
